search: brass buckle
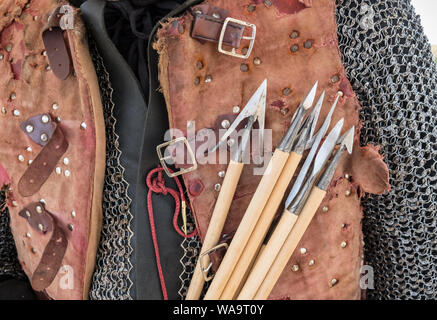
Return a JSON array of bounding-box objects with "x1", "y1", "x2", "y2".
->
[
  {"x1": 218, "y1": 17, "x2": 256, "y2": 59},
  {"x1": 156, "y1": 137, "x2": 197, "y2": 178},
  {"x1": 199, "y1": 243, "x2": 229, "y2": 282}
]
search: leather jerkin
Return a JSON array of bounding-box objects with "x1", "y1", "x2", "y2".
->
[
  {"x1": 0, "y1": 0, "x2": 105, "y2": 299},
  {"x1": 155, "y1": 0, "x2": 390, "y2": 299}
]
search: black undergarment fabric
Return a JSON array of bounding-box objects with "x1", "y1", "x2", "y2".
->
[
  {"x1": 71, "y1": 0, "x2": 186, "y2": 99},
  {"x1": 104, "y1": 0, "x2": 186, "y2": 100},
  {"x1": 0, "y1": 277, "x2": 36, "y2": 300},
  {"x1": 0, "y1": 190, "x2": 29, "y2": 300},
  {"x1": 81, "y1": 0, "x2": 200, "y2": 300},
  {"x1": 68, "y1": 0, "x2": 87, "y2": 7}
]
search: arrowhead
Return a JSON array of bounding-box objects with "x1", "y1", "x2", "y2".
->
[
  {"x1": 342, "y1": 126, "x2": 355, "y2": 154},
  {"x1": 301, "y1": 81, "x2": 318, "y2": 110}
]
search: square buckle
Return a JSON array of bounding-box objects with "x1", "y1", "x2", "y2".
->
[
  {"x1": 156, "y1": 137, "x2": 197, "y2": 178},
  {"x1": 218, "y1": 17, "x2": 256, "y2": 59}
]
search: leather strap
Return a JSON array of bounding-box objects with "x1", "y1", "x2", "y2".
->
[
  {"x1": 190, "y1": 4, "x2": 244, "y2": 48},
  {"x1": 20, "y1": 114, "x2": 56, "y2": 147},
  {"x1": 18, "y1": 126, "x2": 69, "y2": 197},
  {"x1": 18, "y1": 203, "x2": 68, "y2": 292},
  {"x1": 42, "y1": 7, "x2": 72, "y2": 80},
  {"x1": 46, "y1": 6, "x2": 64, "y2": 29},
  {"x1": 42, "y1": 26, "x2": 72, "y2": 80}
]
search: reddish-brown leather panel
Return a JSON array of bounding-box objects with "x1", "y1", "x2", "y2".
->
[
  {"x1": 156, "y1": 0, "x2": 390, "y2": 299},
  {"x1": 0, "y1": 0, "x2": 105, "y2": 300}
]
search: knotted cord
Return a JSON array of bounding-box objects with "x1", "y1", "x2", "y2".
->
[{"x1": 146, "y1": 166, "x2": 197, "y2": 299}]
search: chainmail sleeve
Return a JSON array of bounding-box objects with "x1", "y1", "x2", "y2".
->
[
  {"x1": 336, "y1": 0, "x2": 437, "y2": 299},
  {"x1": 85, "y1": 1, "x2": 202, "y2": 299},
  {"x1": 87, "y1": 39, "x2": 135, "y2": 300}
]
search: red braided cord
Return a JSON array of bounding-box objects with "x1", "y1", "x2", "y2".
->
[{"x1": 146, "y1": 166, "x2": 197, "y2": 300}]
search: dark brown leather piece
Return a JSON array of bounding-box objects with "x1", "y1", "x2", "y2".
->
[
  {"x1": 19, "y1": 202, "x2": 54, "y2": 234},
  {"x1": 42, "y1": 26, "x2": 72, "y2": 80},
  {"x1": 31, "y1": 219, "x2": 67, "y2": 291},
  {"x1": 193, "y1": 4, "x2": 229, "y2": 18},
  {"x1": 18, "y1": 202, "x2": 68, "y2": 292},
  {"x1": 46, "y1": 6, "x2": 63, "y2": 29},
  {"x1": 18, "y1": 126, "x2": 68, "y2": 197},
  {"x1": 191, "y1": 4, "x2": 244, "y2": 48},
  {"x1": 20, "y1": 114, "x2": 56, "y2": 146}
]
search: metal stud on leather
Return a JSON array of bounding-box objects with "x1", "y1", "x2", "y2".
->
[
  {"x1": 20, "y1": 114, "x2": 56, "y2": 147},
  {"x1": 18, "y1": 127, "x2": 68, "y2": 197}
]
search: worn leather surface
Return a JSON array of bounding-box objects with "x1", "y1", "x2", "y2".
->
[
  {"x1": 156, "y1": 0, "x2": 390, "y2": 299},
  {"x1": 0, "y1": 0, "x2": 105, "y2": 299}
]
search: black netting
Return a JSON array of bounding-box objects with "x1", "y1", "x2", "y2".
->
[{"x1": 0, "y1": 189, "x2": 25, "y2": 281}]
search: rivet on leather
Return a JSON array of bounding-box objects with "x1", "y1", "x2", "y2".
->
[
  {"x1": 20, "y1": 114, "x2": 56, "y2": 147},
  {"x1": 18, "y1": 202, "x2": 54, "y2": 234}
]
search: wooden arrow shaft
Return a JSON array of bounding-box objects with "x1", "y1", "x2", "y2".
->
[
  {"x1": 237, "y1": 208, "x2": 298, "y2": 299},
  {"x1": 186, "y1": 160, "x2": 244, "y2": 300},
  {"x1": 244, "y1": 187, "x2": 326, "y2": 300},
  {"x1": 219, "y1": 152, "x2": 302, "y2": 299},
  {"x1": 204, "y1": 149, "x2": 289, "y2": 300}
]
